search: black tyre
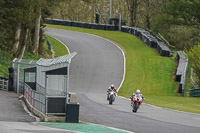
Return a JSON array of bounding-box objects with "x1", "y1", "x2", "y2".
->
[
  {"x1": 134, "y1": 104, "x2": 139, "y2": 113},
  {"x1": 132, "y1": 104, "x2": 138, "y2": 113},
  {"x1": 109, "y1": 95, "x2": 114, "y2": 105},
  {"x1": 134, "y1": 108, "x2": 138, "y2": 113}
]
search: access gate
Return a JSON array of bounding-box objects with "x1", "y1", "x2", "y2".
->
[{"x1": 0, "y1": 77, "x2": 8, "y2": 91}]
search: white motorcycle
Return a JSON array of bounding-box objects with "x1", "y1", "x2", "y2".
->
[{"x1": 107, "y1": 89, "x2": 116, "y2": 105}]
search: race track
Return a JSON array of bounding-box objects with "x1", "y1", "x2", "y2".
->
[{"x1": 45, "y1": 28, "x2": 200, "y2": 133}]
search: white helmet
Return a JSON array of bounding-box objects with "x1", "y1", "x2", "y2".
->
[
  {"x1": 136, "y1": 89, "x2": 141, "y2": 94},
  {"x1": 111, "y1": 84, "x2": 115, "y2": 87}
]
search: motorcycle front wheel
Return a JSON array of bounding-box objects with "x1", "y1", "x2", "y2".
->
[{"x1": 132, "y1": 104, "x2": 139, "y2": 113}]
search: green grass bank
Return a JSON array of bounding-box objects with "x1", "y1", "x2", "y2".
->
[
  {"x1": 44, "y1": 34, "x2": 68, "y2": 57},
  {"x1": 46, "y1": 24, "x2": 200, "y2": 114}
]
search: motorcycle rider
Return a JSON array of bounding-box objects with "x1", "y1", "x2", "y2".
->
[
  {"x1": 130, "y1": 89, "x2": 144, "y2": 106},
  {"x1": 107, "y1": 84, "x2": 117, "y2": 100}
]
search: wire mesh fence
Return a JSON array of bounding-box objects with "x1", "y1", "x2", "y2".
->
[{"x1": 13, "y1": 58, "x2": 37, "y2": 94}]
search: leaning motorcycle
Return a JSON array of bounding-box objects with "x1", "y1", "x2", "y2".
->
[
  {"x1": 107, "y1": 90, "x2": 116, "y2": 105},
  {"x1": 131, "y1": 94, "x2": 143, "y2": 112}
]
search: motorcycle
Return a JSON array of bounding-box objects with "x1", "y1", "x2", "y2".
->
[
  {"x1": 131, "y1": 94, "x2": 143, "y2": 112},
  {"x1": 107, "y1": 90, "x2": 116, "y2": 105}
]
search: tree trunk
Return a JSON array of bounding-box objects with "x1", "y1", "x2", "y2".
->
[
  {"x1": 133, "y1": 0, "x2": 138, "y2": 27},
  {"x1": 33, "y1": 6, "x2": 41, "y2": 55},
  {"x1": 18, "y1": 28, "x2": 29, "y2": 59},
  {"x1": 145, "y1": 0, "x2": 151, "y2": 30},
  {"x1": 12, "y1": 22, "x2": 21, "y2": 54},
  {"x1": 130, "y1": 2, "x2": 134, "y2": 27},
  {"x1": 127, "y1": 0, "x2": 138, "y2": 27}
]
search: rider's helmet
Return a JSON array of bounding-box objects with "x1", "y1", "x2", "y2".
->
[
  {"x1": 136, "y1": 89, "x2": 141, "y2": 94},
  {"x1": 111, "y1": 84, "x2": 116, "y2": 91}
]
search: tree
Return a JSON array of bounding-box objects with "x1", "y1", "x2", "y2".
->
[
  {"x1": 153, "y1": 0, "x2": 200, "y2": 50},
  {"x1": 18, "y1": 28, "x2": 29, "y2": 59},
  {"x1": 126, "y1": 0, "x2": 141, "y2": 27},
  {"x1": 12, "y1": 22, "x2": 22, "y2": 54},
  {"x1": 0, "y1": 0, "x2": 36, "y2": 57},
  {"x1": 18, "y1": 0, "x2": 35, "y2": 58},
  {"x1": 0, "y1": 0, "x2": 23, "y2": 52},
  {"x1": 33, "y1": 0, "x2": 64, "y2": 55},
  {"x1": 6, "y1": 0, "x2": 24, "y2": 55},
  {"x1": 163, "y1": 0, "x2": 200, "y2": 26},
  {"x1": 33, "y1": 0, "x2": 42, "y2": 55}
]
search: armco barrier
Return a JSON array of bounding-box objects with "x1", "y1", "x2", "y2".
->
[
  {"x1": 176, "y1": 51, "x2": 188, "y2": 96},
  {"x1": 63, "y1": 20, "x2": 72, "y2": 26},
  {"x1": 98, "y1": 24, "x2": 106, "y2": 30},
  {"x1": 144, "y1": 34, "x2": 158, "y2": 48},
  {"x1": 71, "y1": 21, "x2": 78, "y2": 27},
  {"x1": 46, "y1": 19, "x2": 171, "y2": 57},
  {"x1": 189, "y1": 88, "x2": 200, "y2": 97},
  {"x1": 45, "y1": 18, "x2": 171, "y2": 57},
  {"x1": 76, "y1": 22, "x2": 84, "y2": 27},
  {"x1": 121, "y1": 26, "x2": 131, "y2": 33},
  {"x1": 157, "y1": 41, "x2": 171, "y2": 57}
]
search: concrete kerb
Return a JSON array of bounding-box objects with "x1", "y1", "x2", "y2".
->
[{"x1": 19, "y1": 95, "x2": 65, "y2": 122}]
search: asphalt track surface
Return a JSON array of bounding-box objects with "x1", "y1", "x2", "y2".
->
[
  {"x1": 45, "y1": 28, "x2": 200, "y2": 133},
  {"x1": 0, "y1": 90, "x2": 74, "y2": 133}
]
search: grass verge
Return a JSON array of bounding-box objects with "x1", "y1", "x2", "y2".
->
[
  {"x1": 46, "y1": 24, "x2": 200, "y2": 113},
  {"x1": 44, "y1": 34, "x2": 68, "y2": 57}
]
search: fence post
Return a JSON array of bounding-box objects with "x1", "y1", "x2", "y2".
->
[
  {"x1": 3, "y1": 79, "x2": 4, "y2": 90},
  {"x1": 45, "y1": 74, "x2": 47, "y2": 115},
  {"x1": 17, "y1": 64, "x2": 20, "y2": 94},
  {"x1": 33, "y1": 91, "x2": 35, "y2": 107},
  {"x1": 6, "y1": 80, "x2": 8, "y2": 91}
]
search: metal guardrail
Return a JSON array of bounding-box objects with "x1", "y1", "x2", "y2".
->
[
  {"x1": 189, "y1": 88, "x2": 200, "y2": 97},
  {"x1": 0, "y1": 78, "x2": 8, "y2": 91},
  {"x1": 176, "y1": 51, "x2": 188, "y2": 96}
]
